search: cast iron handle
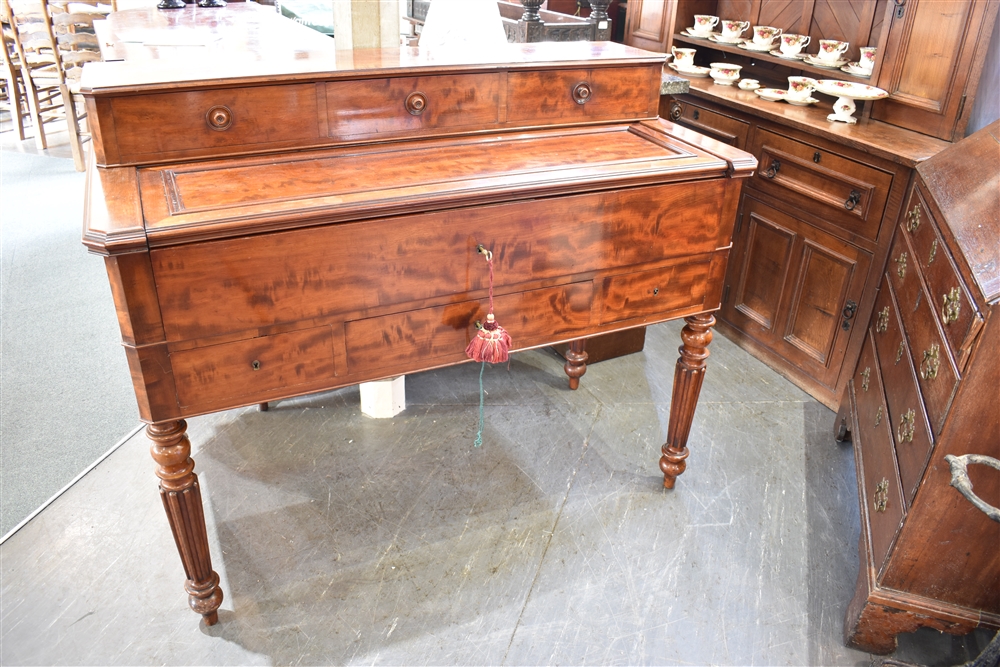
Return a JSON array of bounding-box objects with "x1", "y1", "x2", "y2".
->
[
  {"x1": 841, "y1": 299, "x2": 858, "y2": 331},
  {"x1": 764, "y1": 159, "x2": 780, "y2": 179},
  {"x1": 845, "y1": 190, "x2": 861, "y2": 210}
]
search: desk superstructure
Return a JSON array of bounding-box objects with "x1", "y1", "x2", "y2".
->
[{"x1": 82, "y1": 4, "x2": 754, "y2": 625}]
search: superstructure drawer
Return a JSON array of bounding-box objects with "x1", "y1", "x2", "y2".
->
[
  {"x1": 506, "y1": 65, "x2": 659, "y2": 124},
  {"x1": 664, "y1": 98, "x2": 749, "y2": 149},
  {"x1": 750, "y1": 128, "x2": 893, "y2": 244}
]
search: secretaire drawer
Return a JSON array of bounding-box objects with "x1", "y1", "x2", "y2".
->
[
  {"x1": 886, "y1": 231, "x2": 960, "y2": 435},
  {"x1": 853, "y1": 331, "x2": 905, "y2": 577},
  {"x1": 899, "y1": 187, "x2": 983, "y2": 369},
  {"x1": 324, "y1": 73, "x2": 501, "y2": 141},
  {"x1": 750, "y1": 129, "x2": 893, "y2": 243},
  {"x1": 104, "y1": 83, "x2": 324, "y2": 164},
  {"x1": 870, "y1": 276, "x2": 934, "y2": 505},
  {"x1": 506, "y1": 65, "x2": 659, "y2": 124},
  {"x1": 665, "y1": 98, "x2": 749, "y2": 149}
]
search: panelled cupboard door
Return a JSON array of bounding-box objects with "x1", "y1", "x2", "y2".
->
[
  {"x1": 722, "y1": 197, "x2": 871, "y2": 391},
  {"x1": 624, "y1": 0, "x2": 674, "y2": 52},
  {"x1": 872, "y1": 0, "x2": 1000, "y2": 141}
]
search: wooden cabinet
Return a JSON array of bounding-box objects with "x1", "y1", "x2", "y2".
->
[{"x1": 834, "y1": 121, "x2": 999, "y2": 654}]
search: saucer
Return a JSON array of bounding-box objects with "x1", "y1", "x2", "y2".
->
[
  {"x1": 803, "y1": 54, "x2": 849, "y2": 68},
  {"x1": 709, "y1": 33, "x2": 745, "y2": 44},
  {"x1": 769, "y1": 49, "x2": 806, "y2": 60},
  {"x1": 668, "y1": 62, "x2": 711, "y2": 78},
  {"x1": 840, "y1": 62, "x2": 873, "y2": 77},
  {"x1": 754, "y1": 88, "x2": 787, "y2": 102},
  {"x1": 682, "y1": 27, "x2": 716, "y2": 39},
  {"x1": 785, "y1": 96, "x2": 820, "y2": 106},
  {"x1": 738, "y1": 40, "x2": 774, "y2": 52},
  {"x1": 738, "y1": 81, "x2": 761, "y2": 90}
]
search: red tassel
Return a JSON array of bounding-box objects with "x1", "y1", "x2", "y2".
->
[{"x1": 466, "y1": 313, "x2": 512, "y2": 363}]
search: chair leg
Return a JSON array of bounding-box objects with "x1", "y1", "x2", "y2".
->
[
  {"x1": 63, "y1": 85, "x2": 85, "y2": 172},
  {"x1": 22, "y1": 81, "x2": 48, "y2": 150}
]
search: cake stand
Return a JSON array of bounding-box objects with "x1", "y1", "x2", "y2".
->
[{"x1": 813, "y1": 80, "x2": 888, "y2": 123}]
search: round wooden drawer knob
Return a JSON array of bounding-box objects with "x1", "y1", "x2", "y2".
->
[
  {"x1": 206, "y1": 105, "x2": 233, "y2": 131},
  {"x1": 573, "y1": 82, "x2": 593, "y2": 105},
  {"x1": 405, "y1": 92, "x2": 427, "y2": 116}
]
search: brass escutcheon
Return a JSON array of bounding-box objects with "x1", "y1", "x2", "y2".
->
[
  {"x1": 898, "y1": 409, "x2": 915, "y2": 443},
  {"x1": 874, "y1": 479, "x2": 889, "y2": 513},
  {"x1": 920, "y1": 344, "x2": 940, "y2": 380},
  {"x1": 895, "y1": 252, "x2": 907, "y2": 279},
  {"x1": 875, "y1": 406, "x2": 883, "y2": 428},
  {"x1": 895, "y1": 341, "x2": 905, "y2": 364},
  {"x1": 876, "y1": 306, "x2": 890, "y2": 333},
  {"x1": 906, "y1": 204, "x2": 921, "y2": 232},
  {"x1": 929, "y1": 239, "x2": 937, "y2": 264},
  {"x1": 942, "y1": 287, "x2": 961, "y2": 324},
  {"x1": 861, "y1": 367, "x2": 871, "y2": 392}
]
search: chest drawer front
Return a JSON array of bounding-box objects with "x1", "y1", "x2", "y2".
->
[
  {"x1": 871, "y1": 276, "x2": 934, "y2": 504},
  {"x1": 899, "y1": 188, "x2": 983, "y2": 368},
  {"x1": 600, "y1": 254, "x2": 720, "y2": 325},
  {"x1": 325, "y1": 74, "x2": 501, "y2": 141},
  {"x1": 750, "y1": 129, "x2": 893, "y2": 244},
  {"x1": 886, "y1": 231, "x2": 960, "y2": 434},
  {"x1": 506, "y1": 66, "x2": 658, "y2": 124},
  {"x1": 853, "y1": 331, "x2": 906, "y2": 577},
  {"x1": 171, "y1": 325, "x2": 336, "y2": 412},
  {"x1": 109, "y1": 84, "x2": 323, "y2": 164},
  {"x1": 667, "y1": 99, "x2": 749, "y2": 149},
  {"x1": 151, "y1": 180, "x2": 732, "y2": 341}
]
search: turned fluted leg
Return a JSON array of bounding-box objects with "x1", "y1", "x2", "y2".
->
[
  {"x1": 660, "y1": 313, "x2": 715, "y2": 489},
  {"x1": 563, "y1": 339, "x2": 588, "y2": 390},
  {"x1": 148, "y1": 420, "x2": 224, "y2": 625}
]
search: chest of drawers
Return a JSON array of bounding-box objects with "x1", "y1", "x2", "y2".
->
[{"x1": 834, "y1": 121, "x2": 999, "y2": 654}]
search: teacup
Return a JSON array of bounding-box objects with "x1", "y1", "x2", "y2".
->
[
  {"x1": 720, "y1": 19, "x2": 749, "y2": 39},
  {"x1": 752, "y1": 25, "x2": 782, "y2": 47},
  {"x1": 692, "y1": 14, "x2": 719, "y2": 35},
  {"x1": 779, "y1": 33, "x2": 811, "y2": 56},
  {"x1": 859, "y1": 46, "x2": 877, "y2": 72},
  {"x1": 671, "y1": 47, "x2": 697, "y2": 66},
  {"x1": 738, "y1": 78, "x2": 760, "y2": 90},
  {"x1": 709, "y1": 62, "x2": 741, "y2": 85},
  {"x1": 817, "y1": 39, "x2": 849, "y2": 62},
  {"x1": 787, "y1": 76, "x2": 818, "y2": 100}
]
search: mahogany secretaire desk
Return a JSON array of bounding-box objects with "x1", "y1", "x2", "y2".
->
[{"x1": 82, "y1": 4, "x2": 754, "y2": 624}]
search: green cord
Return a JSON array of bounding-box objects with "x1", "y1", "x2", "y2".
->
[{"x1": 474, "y1": 361, "x2": 486, "y2": 447}]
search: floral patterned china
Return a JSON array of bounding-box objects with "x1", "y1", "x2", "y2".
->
[{"x1": 813, "y1": 79, "x2": 888, "y2": 123}]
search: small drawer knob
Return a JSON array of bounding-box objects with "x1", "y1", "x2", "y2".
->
[
  {"x1": 405, "y1": 92, "x2": 427, "y2": 116},
  {"x1": 668, "y1": 101, "x2": 683, "y2": 121},
  {"x1": 206, "y1": 105, "x2": 233, "y2": 131},
  {"x1": 572, "y1": 82, "x2": 593, "y2": 105}
]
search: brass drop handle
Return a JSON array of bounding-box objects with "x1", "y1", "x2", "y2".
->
[
  {"x1": 841, "y1": 299, "x2": 857, "y2": 331},
  {"x1": 942, "y1": 287, "x2": 961, "y2": 324},
  {"x1": 876, "y1": 306, "x2": 889, "y2": 333},
  {"x1": 206, "y1": 105, "x2": 233, "y2": 131},
  {"x1": 572, "y1": 82, "x2": 593, "y2": 105},
  {"x1": 944, "y1": 454, "x2": 1000, "y2": 522},
  {"x1": 895, "y1": 341, "x2": 905, "y2": 364},
  {"x1": 874, "y1": 405, "x2": 883, "y2": 427},
  {"x1": 897, "y1": 408, "x2": 915, "y2": 442},
  {"x1": 906, "y1": 203, "x2": 921, "y2": 232},
  {"x1": 405, "y1": 91, "x2": 427, "y2": 115},
  {"x1": 928, "y1": 239, "x2": 938, "y2": 264},
  {"x1": 860, "y1": 366, "x2": 870, "y2": 392},
  {"x1": 844, "y1": 190, "x2": 861, "y2": 211},
  {"x1": 894, "y1": 252, "x2": 907, "y2": 279},
  {"x1": 920, "y1": 343, "x2": 939, "y2": 380},
  {"x1": 764, "y1": 159, "x2": 780, "y2": 179}
]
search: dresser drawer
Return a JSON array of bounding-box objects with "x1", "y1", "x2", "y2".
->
[
  {"x1": 665, "y1": 98, "x2": 749, "y2": 149},
  {"x1": 171, "y1": 326, "x2": 336, "y2": 412},
  {"x1": 870, "y1": 276, "x2": 934, "y2": 504},
  {"x1": 324, "y1": 73, "x2": 501, "y2": 142},
  {"x1": 106, "y1": 83, "x2": 323, "y2": 164},
  {"x1": 886, "y1": 231, "x2": 960, "y2": 435},
  {"x1": 506, "y1": 66, "x2": 658, "y2": 124},
  {"x1": 853, "y1": 331, "x2": 906, "y2": 577},
  {"x1": 899, "y1": 187, "x2": 983, "y2": 369},
  {"x1": 600, "y1": 254, "x2": 722, "y2": 325},
  {"x1": 750, "y1": 129, "x2": 893, "y2": 244}
]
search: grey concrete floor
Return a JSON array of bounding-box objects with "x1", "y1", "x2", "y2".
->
[{"x1": 2, "y1": 319, "x2": 994, "y2": 665}]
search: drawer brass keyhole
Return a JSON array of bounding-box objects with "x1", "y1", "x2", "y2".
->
[
  {"x1": 906, "y1": 204, "x2": 921, "y2": 232},
  {"x1": 920, "y1": 344, "x2": 939, "y2": 380},
  {"x1": 874, "y1": 479, "x2": 889, "y2": 513},
  {"x1": 898, "y1": 409, "x2": 915, "y2": 443},
  {"x1": 876, "y1": 306, "x2": 889, "y2": 333},
  {"x1": 653, "y1": 287, "x2": 659, "y2": 295},
  {"x1": 251, "y1": 360, "x2": 261, "y2": 371},
  {"x1": 813, "y1": 152, "x2": 821, "y2": 163},
  {"x1": 942, "y1": 287, "x2": 961, "y2": 324}
]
